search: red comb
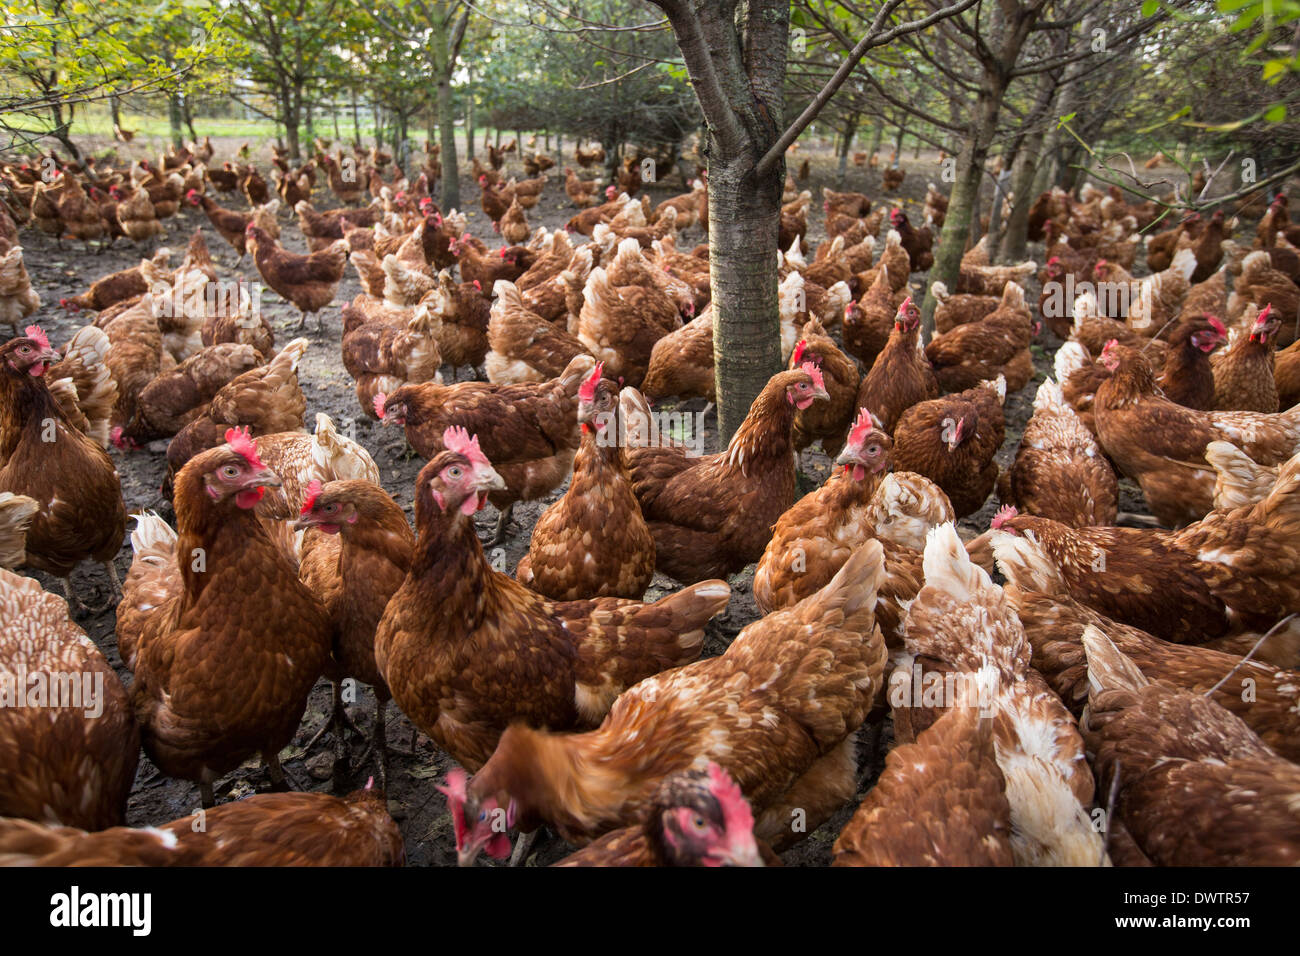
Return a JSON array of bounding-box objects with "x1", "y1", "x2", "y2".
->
[
  {"x1": 800, "y1": 361, "x2": 825, "y2": 392},
  {"x1": 899, "y1": 295, "x2": 913, "y2": 312},
  {"x1": 579, "y1": 362, "x2": 603, "y2": 403},
  {"x1": 373, "y1": 392, "x2": 387, "y2": 419},
  {"x1": 301, "y1": 479, "x2": 322, "y2": 514},
  {"x1": 991, "y1": 504, "x2": 1018, "y2": 530},
  {"x1": 792, "y1": 340, "x2": 807, "y2": 366},
  {"x1": 23, "y1": 325, "x2": 50, "y2": 350},
  {"x1": 1101, "y1": 339, "x2": 1118, "y2": 355},
  {"x1": 224, "y1": 426, "x2": 265, "y2": 469},
  {"x1": 1208, "y1": 315, "x2": 1227, "y2": 336},
  {"x1": 443, "y1": 425, "x2": 490, "y2": 468},
  {"x1": 472, "y1": 279, "x2": 481, "y2": 291},
  {"x1": 1255, "y1": 304, "x2": 1273, "y2": 325},
  {"x1": 849, "y1": 407, "x2": 874, "y2": 446}
]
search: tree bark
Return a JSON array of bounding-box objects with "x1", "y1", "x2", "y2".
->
[
  {"x1": 650, "y1": 0, "x2": 789, "y2": 442},
  {"x1": 168, "y1": 91, "x2": 184, "y2": 150},
  {"x1": 837, "y1": 114, "x2": 858, "y2": 188}
]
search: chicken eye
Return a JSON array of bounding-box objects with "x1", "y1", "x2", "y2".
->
[
  {"x1": 323, "y1": 503, "x2": 339, "y2": 514},
  {"x1": 691, "y1": 815, "x2": 708, "y2": 832},
  {"x1": 867, "y1": 444, "x2": 880, "y2": 455},
  {"x1": 447, "y1": 466, "x2": 463, "y2": 480},
  {"x1": 220, "y1": 465, "x2": 240, "y2": 479},
  {"x1": 17, "y1": 345, "x2": 30, "y2": 354}
]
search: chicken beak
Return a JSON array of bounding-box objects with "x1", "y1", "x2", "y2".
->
[
  {"x1": 243, "y1": 467, "x2": 282, "y2": 491},
  {"x1": 477, "y1": 467, "x2": 507, "y2": 493},
  {"x1": 833, "y1": 446, "x2": 863, "y2": 469},
  {"x1": 812, "y1": 383, "x2": 831, "y2": 403},
  {"x1": 40, "y1": 347, "x2": 61, "y2": 364}
]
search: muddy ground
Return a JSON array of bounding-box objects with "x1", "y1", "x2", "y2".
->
[{"x1": 12, "y1": 140, "x2": 1156, "y2": 866}]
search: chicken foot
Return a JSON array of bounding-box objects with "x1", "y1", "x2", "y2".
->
[{"x1": 487, "y1": 502, "x2": 515, "y2": 547}]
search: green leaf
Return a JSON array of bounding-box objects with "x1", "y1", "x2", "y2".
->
[
  {"x1": 1265, "y1": 103, "x2": 1288, "y2": 122},
  {"x1": 1141, "y1": 0, "x2": 1160, "y2": 15}
]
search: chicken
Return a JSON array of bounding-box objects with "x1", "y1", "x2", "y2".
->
[
  {"x1": 1277, "y1": 335, "x2": 1300, "y2": 409},
  {"x1": 564, "y1": 167, "x2": 600, "y2": 208},
  {"x1": 200, "y1": 287, "x2": 275, "y2": 359},
  {"x1": 888, "y1": 208, "x2": 933, "y2": 273},
  {"x1": 59, "y1": 251, "x2": 166, "y2": 313},
  {"x1": 0, "y1": 568, "x2": 138, "y2": 830},
  {"x1": 239, "y1": 167, "x2": 270, "y2": 207},
  {"x1": 821, "y1": 187, "x2": 870, "y2": 219},
  {"x1": 377, "y1": 354, "x2": 596, "y2": 543},
  {"x1": 246, "y1": 225, "x2": 348, "y2": 330},
  {"x1": 188, "y1": 190, "x2": 254, "y2": 258},
  {"x1": 574, "y1": 265, "x2": 681, "y2": 389},
  {"x1": 1007, "y1": 587, "x2": 1300, "y2": 762},
  {"x1": 244, "y1": 413, "x2": 381, "y2": 523},
  {"x1": 115, "y1": 342, "x2": 263, "y2": 447},
  {"x1": 448, "y1": 234, "x2": 526, "y2": 288},
  {"x1": 425, "y1": 271, "x2": 490, "y2": 374},
  {"x1": 0, "y1": 329, "x2": 126, "y2": 611},
  {"x1": 855, "y1": 296, "x2": 938, "y2": 434},
  {"x1": 342, "y1": 303, "x2": 442, "y2": 420},
  {"x1": 843, "y1": 264, "x2": 897, "y2": 369},
  {"x1": 295, "y1": 200, "x2": 380, "y2": 251},
  {"x1": 931, "y1": 281, "x2": 998, "y2": 336},
  {"x1": 639, "y1": 311, "x2": 715, "y2": 403},
  {"x1": 788, "y1": 322, "x2": 860, "y2": 457},
  {"x1": 321, "y1": 154, "x2": 365, "y2": 205},
  {"x1": 497, "y1": 197, "x2": 530, "y2": 245},
  {"x1": 989, "y1": 506, "x2": 1230, "y2": 644},
  {"x1": 552, "y1": 764, "x2": 765, "y2": 867},
  {"x1": 1213, "y1": 304, "x2": 1281, "y2": 412},
  {"x1": 373, "y1": 427, "x2": 730, "y2": 775},
  {"x1": 0, "y1": 247, "x2": 39, "y2": 335},
  {"x1": 996, "y1": 378, "x2": 1117, "y2": 527},
  {"x1": 1079, "y1": 628, "x2": 1300, "y2": 865},
  {"x1": 446, "y1": 541, "x2": 888, "y2": 862},
  {"x1": 956, "y1": 259, "x2": 1037, "y2": 297},
  {"x1": 755, "y1": 412, "x2": 917, "y2": 608},
  {"x1": 485, "y1": 279, "x2": 589, "y2": 384},
  {"x1": 164, "y1": 337, "x2": 308, "y2": 484},
  {"x1": 892, "y1": 377, "x2": 1005, "y2": 519},
  {"x1": 516, "y1": 366, "x2": 655, "y2": 601},
  {"x1": 1093, "y1": 341, "x2": 1300, "y2": 526},
  {"x1": 832, "y1": 703, "x2": 1013, "y2": 867},
  {"x1": 0, "y1": 787, "x2": 404, "y2": 866},
  {"x1": 893, "y1": 525, "x2": 1105, "y2": 866},
  {"x1": 881, "y1": 166, "x2": 905, "y2": 192},
  {"x1": 622, "y1": 365, "x2": 830, "y2": 584},
  {"x1": 925, "y1": 282, "x2": 1035, "y2": 394},
  {"x1": 116, "y1": 432, "x2": 331, "y2": 807},
  {"x1": 1156, "y1": 312, "x2": 1226, "y2": 410},
  {"x1": 294, "y1": 479, "x2": 413, "y2": 783}
]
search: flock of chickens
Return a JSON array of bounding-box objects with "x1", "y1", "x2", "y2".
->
[{"x1": 0, "y1": 129, "x2": 1298, "y2": 868}]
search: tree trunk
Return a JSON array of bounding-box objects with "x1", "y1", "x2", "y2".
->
[
  {"x1": 867, "y1": 121, "x2": 883, "y2": 160},
  {"x1": 351, "y1": 91, "x2": 361, "y2": 148},
  {"x1": 998, "y1": 122, "x2": 1049, "y2": 260},
  {"x1": 919, "y1": 80, "x2": 1004, "y2": 335},
  {"x1": 998, "y1": 72, "x2": 1059, "y2": 260},
  {"x1": 837, "y1": 114, "x2": 858, "y2": 188},
  {"x1": 168, "y1": 91, "x2": 184, "y2": 150},
  {"x1": 431, "y1": 28, "x2": 461, "y2": 210},
  {"x1": 709, "y1": 155, "x2": 785, "y2": 442}
]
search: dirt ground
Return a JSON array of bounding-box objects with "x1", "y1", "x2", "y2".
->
[{"x1": 13, "y1": 140, "x2": 1154, "y2": 866}]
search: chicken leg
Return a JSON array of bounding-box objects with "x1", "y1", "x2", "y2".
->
[{"x1": 487, "y1": 502, "x2": 515, "y2": 546}]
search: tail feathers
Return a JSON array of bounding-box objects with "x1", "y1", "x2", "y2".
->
[
  {"x1": 130, "y1": 511, "x2": 177, "y2": 560},
  {"x1": 618, "y1": 386, "x2": 655, "y2": 448},
  {"x1": 647, "y1": 579, "x2": 731, "y2": 663},
  {"x1": 799, "y1": 539, "x2": 886, "y2": 625},
  {"x1": 0, "y1": 493, "x2": 39, "y2": 569},
  {"x1": 1032, "y1": 377, "x2": 1068, "y2": 414},
  {"x1": 1170, "y1": 246, "x2": 1197, "y2": 281},
  {"x1": 51, "y1": 325, "x2": 117, "y2": 448},
  {"x1": 922, "y1": 523, "x2": 992, "y2": 608},
  {"x1": 1054, "y1": 340, "x2": 1090, "y2": 383},
  {"x1": 312, "y1": 413, "x2": 380, "y2": 484},
  {"x1": 1081, "y1": 625, "x2": 1149, "y2": 696},
  {"x1": 1205, "y1": 440, "x2": 1274, "y2": 510}
]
